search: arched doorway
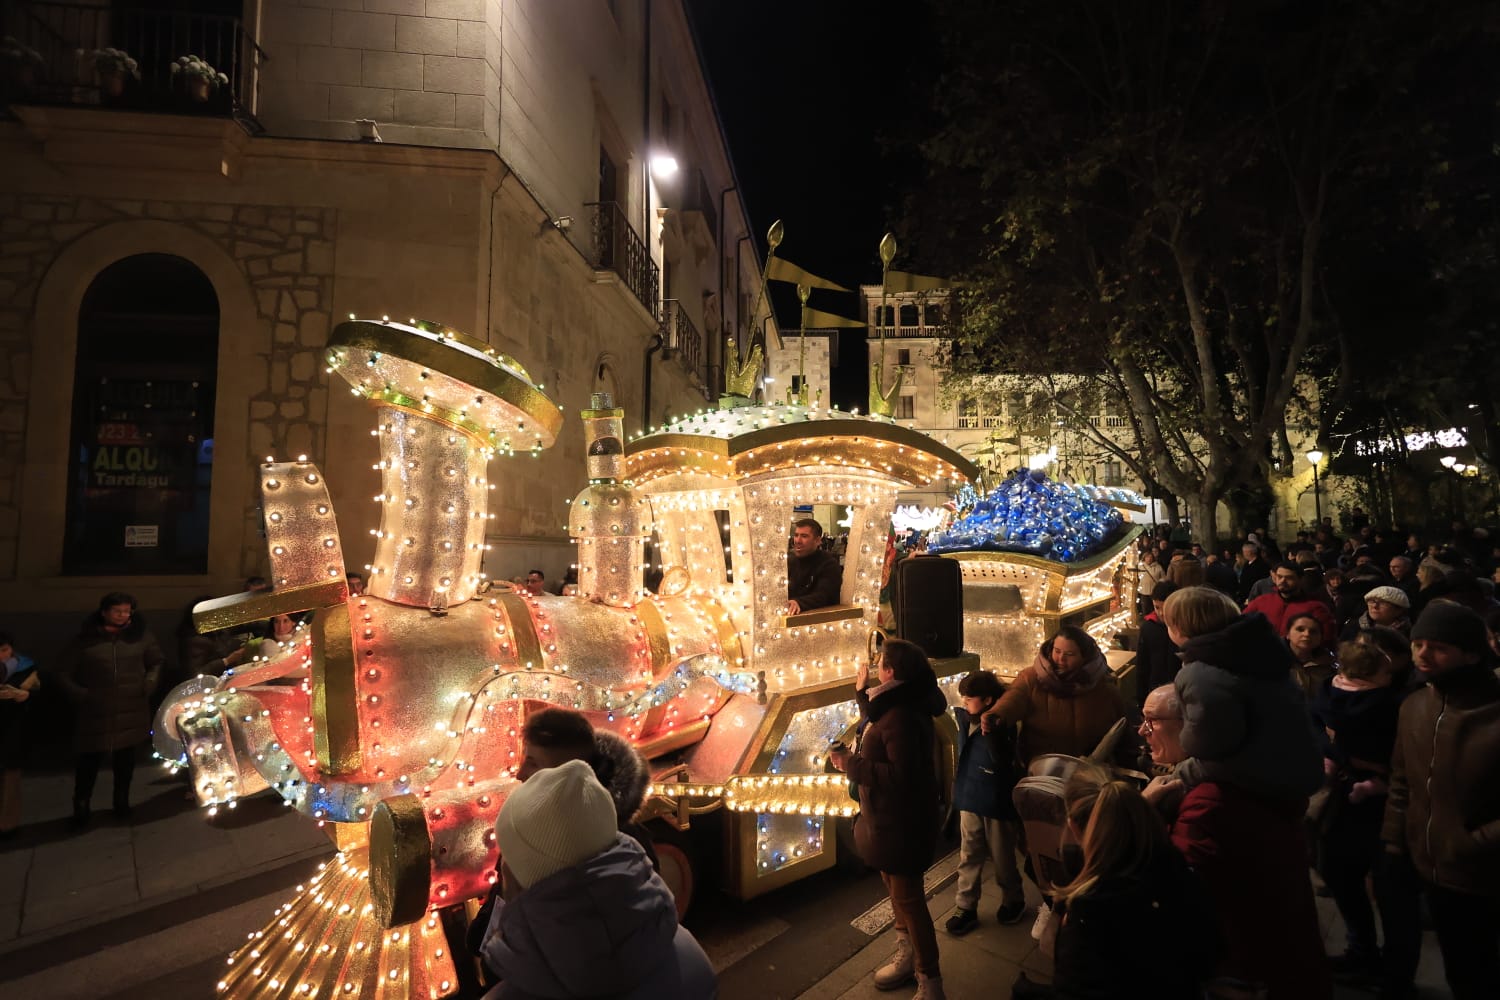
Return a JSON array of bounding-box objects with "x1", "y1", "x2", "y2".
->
[{"x1": 62, "y1": 254, "x2": 219, "y2": 574}]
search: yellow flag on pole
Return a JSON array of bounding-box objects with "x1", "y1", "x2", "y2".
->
[
  {"x1": 801, "y1": 307, "x2": 866, "y2": 329},
  {"x1": 766, "y1": 256, "x2": 850, "y2": 292}
]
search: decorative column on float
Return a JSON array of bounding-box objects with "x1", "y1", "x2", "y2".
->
[
  {"x1": 323, "y1": 317, "x2": 564, "y2": 607},
  {"x1": 568, "y1": 392, "x2": 651, "y2": 608}
]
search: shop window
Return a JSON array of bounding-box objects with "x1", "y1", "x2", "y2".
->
[{"x1": 63, "y1": 254, "x2": 219, "y2": 574}]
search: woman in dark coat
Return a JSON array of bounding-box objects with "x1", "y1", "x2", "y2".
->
[
  {"x1": 53, "y1": 592, "x2": 163, "y2": 825},
  {"x1": 830, "y1": 638, "x2": 947, "y2": 1000}
]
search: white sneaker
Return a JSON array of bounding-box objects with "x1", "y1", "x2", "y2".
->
[{"x1": 1029, "y1": 901, "x2": 1051, "y2": 941}]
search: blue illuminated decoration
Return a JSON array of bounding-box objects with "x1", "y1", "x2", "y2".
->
[{"x1": 927, "y1": 468, "x2": 1125, "y2": 562}]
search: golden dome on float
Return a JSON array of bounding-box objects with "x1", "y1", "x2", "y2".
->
[{"x1": 625, "y1": 404, "x2": 980, "y2": 489}]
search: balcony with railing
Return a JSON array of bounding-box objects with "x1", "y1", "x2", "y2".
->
[
  {"x1": 585, "y1": 201, "x2": 660, "y2": 320},
  {"x1": 662, "y1": 299, "x2": 704, "y2": 383},
  {"x1": 1, "y1": 2, "x2": 266, "y2": 130}
]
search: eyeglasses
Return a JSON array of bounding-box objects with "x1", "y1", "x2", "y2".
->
[{"x1": 1139, "y1": 714, "x2": 1181, "y2": 735}]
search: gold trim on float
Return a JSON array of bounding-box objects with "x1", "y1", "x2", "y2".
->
[
  {"x1": 633, "y1": 717, "x2": 713, "y2": 759},
  {"x1": 783, "y1": 605, "x2": 865, "y2": 627},
  {"x1": 492, "y1": 592, "x2": 545, "y2": 670},
  {"x1": 624, "y1": 418, "x2": 980, "y2": 486},
  {"x1": 369, "y1": 794, "x2": 433, "y2": 928},
  {"x1": 312, "y1": 603, "x2": 362, "y2": 776},
  {"x1": 636, "y1": 599, "x2": 674, "y2": 678},
  {"x1": 192, "y1": 581, "x2": 348, "y2": 634},
  {"x1": 328, "y1": 320, "x2": 564, "y2": 443},
  {"x1": 701, "y1": 594, "x2": 748, "y2": 669},
  {"x1": 634, "y1": 599, "x2": 675, "y2": 735}
]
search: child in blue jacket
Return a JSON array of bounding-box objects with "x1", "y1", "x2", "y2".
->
[{"x1": 946, "y1": 669, "x2": 1026, "y2": 934}]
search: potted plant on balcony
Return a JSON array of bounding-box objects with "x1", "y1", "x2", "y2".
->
[
  {"x1": 170, "y1": 54, "x2": 227, "y2": 103},
  {"x1": 82, "y1": 47, "x2": 139, "y2": 99},
  {"x1": 2, "y1": 36, "x2": 44, "y2": 96}
]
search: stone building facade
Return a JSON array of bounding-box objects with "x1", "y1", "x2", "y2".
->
[{"x1": 0, "y1": 0, "x2": 769, "y2": 662}]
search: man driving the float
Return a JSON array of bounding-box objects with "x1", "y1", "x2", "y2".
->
[{"x1": 787, "y1": 518, "x2": 842, "y2": 614}]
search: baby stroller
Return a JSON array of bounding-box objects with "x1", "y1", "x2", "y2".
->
[{"x1": 1011, "y1": 719, "x2": 1134, "y2": 898}]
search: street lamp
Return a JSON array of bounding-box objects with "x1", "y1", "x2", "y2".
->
[{"x1": 1305, "y1": 449, "x2": 1324, "y2": 525}]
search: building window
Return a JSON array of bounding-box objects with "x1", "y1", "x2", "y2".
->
[
  {"x1": 896, "y1": 348, "x2": 911, "y2": 366},
  {"x1": 1101, "y1": 461, "x2": 1124, "y2": 487},
  {"x1": 896, "y1": 395, "x2": 915, "y2": 420},
  {"x1": 923, "y1": 303, "x2": 944, "y2": 327},
  {"x1": 899, "y1": 304, "x2": 919, "y2": 329},
  {"x1": 599, "y1": 146, "x2": 619, "y2": 204},
  {"x1": 64, "y1": 254, "x2": 219, "y2": 574}
]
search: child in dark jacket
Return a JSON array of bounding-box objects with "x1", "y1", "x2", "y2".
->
[
  {"x1": 1312, "y1": 640, "x2": 1418, "y2": 993},
  {"x1": 944, "y1": 669, "x2": 1026, "y2": 935}
]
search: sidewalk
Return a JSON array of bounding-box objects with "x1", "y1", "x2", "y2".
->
[
  {"x1": 0, "y1": 756, "x2": 332, "y2": 956},
  {"x1": 800, "y1": 862, "x2": 1452, "y2": 1000}
]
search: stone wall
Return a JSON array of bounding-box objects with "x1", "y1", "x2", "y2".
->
[
  {"x1": 0, "y1": 193, "x2": 336, "y2": 587},
  {"x1": 256, "y1": 0, "x2": 501, "y2": 147}
]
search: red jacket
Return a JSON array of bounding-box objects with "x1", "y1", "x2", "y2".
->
[
  {"x1": 1171, "y1": 781, "x2": 1331, "y2": 999},
  {"x1": 1243, "y1": 592, "x2": 1336, "y2": 646}
]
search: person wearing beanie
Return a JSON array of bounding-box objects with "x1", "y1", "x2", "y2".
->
[
  {"x1": 468, "y1": 707, "x2": 659, "y2": 974},
  {"x1": 479, "y1": 760, "x2": 716, "y2": 1000},
  {"x1": 1341, "y1": 585, "x2": 1412, "y2": 641},
  {"x1": 1383, "y1": 600, "x2": 1500, "y2": 1000}
]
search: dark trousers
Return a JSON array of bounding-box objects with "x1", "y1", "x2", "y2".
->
[
  {"x1": 1322, "y1": 800, "x2": 1423, "y2": 989},
  {"x1": 1427, "y1": 884, "x2": 1500, "y2": 1000},
  {"x1": 1373, "y1": 851, "x2": 1423, "y2": 990},
  {"x1": 882, "y1": 871, "x2": 941, "y2": 978},
  {"x1": 75, "y1": 746, "x2": 136, "y2": 805}
]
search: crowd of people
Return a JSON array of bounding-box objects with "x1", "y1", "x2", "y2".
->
[
  {"x1": 831, "y1": 519, "x2": 1499, "y2": 1000},
  {"x1": 4, "y1": 512, "x2": 1498, "y2": 999}
]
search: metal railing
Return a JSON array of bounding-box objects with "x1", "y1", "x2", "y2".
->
[
  {"x1": 877, "y1": 323, "x2": 950, "y2": 338},
  {"x1": 585, "y1": 201, "x2": 660, "y2": 319},
  {"x1": 662, "y1": 299, "x2": 703, "y2": 381},
  {"x1": 2, "y1": 1, "x2": 266, "y2": 129}
]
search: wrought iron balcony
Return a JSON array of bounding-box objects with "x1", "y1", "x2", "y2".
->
[
  {"x1": 585, "y1": 201, "x2": 661, "y2": 320},
  {"x1": 1, "y1": 1, "x2": 267, "y2": 131},
  {"x1": 661, "y1": 299, "x2": 704, "y2": 383}
]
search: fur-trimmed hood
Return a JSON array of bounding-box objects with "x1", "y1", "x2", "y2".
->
[{"x1": 592, "y1": 729, "x2": 650, "y2": 824}]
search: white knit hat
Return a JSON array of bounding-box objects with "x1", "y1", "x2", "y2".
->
[
  {"x1": 495, "y1": 759, "x2": 617, "y2": 889},
  {"x1": 1364, "y1": 585, "x2": 1410, "y2": 610}
]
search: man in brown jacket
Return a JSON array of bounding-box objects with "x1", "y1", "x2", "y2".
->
[{"x1": 1383, "y1": 600, "x2": 1500, "y2": 1000}]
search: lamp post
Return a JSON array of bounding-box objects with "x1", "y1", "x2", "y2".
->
[{"x1": 1306, "y1": 449, "x2": 1324, "y2": 526}]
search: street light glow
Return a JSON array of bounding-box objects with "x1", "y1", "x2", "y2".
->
[
  {"x1": 651, "y1": 153, "x2": 679, "y2": 179},
  {"x1": 1305, "y1": 449, "x2": 1323, "y2": 466}
]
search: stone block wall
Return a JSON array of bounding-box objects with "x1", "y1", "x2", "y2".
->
[
  {"x1": 256, "y1": 0, "x2": 500, "y2": 148},
  {"x1": 0, "y1": 193, "x2": 335, "y2": 587}
]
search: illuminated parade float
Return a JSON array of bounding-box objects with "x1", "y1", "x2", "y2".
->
[
  {"x1": 151, "y1": 240, "x2": 1145, "y2": 999},
  {"x1": 154, "y1": 314, "x2": 992, "y2": 998}
]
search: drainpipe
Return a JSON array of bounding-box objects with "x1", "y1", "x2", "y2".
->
[
  {"x1": 712, "y1": 183, "x2": 736, "y2": 394},
  {"x1": 643, "y1": 331, "x2": 664, "y2": 430}
]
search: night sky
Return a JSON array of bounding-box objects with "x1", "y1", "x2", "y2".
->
[{"x1": 686, "y1": 1, "x2": 938, "y2": 409}]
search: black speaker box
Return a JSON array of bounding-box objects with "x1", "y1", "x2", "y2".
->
[{"x1": 893, "y1": 555, "x2": 964, "y2": 658}]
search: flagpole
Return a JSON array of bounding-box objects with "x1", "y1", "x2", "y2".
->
[{"x1": 796, "y1": 283, "x2": 810, "y2": 406}]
